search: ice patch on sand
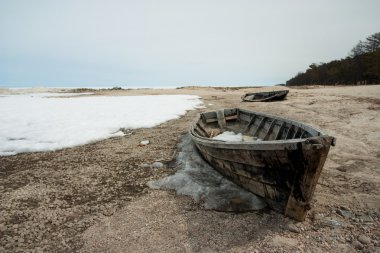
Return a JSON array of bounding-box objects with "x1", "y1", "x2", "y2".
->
[{"x1": 148, "y1": 134, "x2": 266, "y2": 212}]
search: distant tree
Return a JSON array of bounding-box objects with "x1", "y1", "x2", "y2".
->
[
  {"x1": 364, "y1": 32, "x2": 380, "y2": 53},
  {"x1": 309, "y1": 63, "x2": 318, "y2": 69},
  {"x1": 351, "y1": 32, "x2": 380, "y2": 57},
  {"x1": 286, "y1": 32, "x2": 380, "y2": 86},
  {"x1": 350, "y1": 40, "x2": 366, "y2": 57}
]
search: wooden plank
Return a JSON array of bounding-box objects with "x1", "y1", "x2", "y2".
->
[
  {"x1": 216, "y1": 110, "x2": 226, "y2": 131},
  {"x1": 275, "y1": 122, "x2": 286, "y2": 140},
  {"x1": 264, "y1": 120, "x2": 277, "y2": 140},
  {"x1": 194, "y1": 128, "x2": 204, "y2": 137},
  {"x1": 244, "y1": 115, "x2": 256, "y2": 133},
  {"x1": 200, "y1": 146, "x2": 266, "y2": 167},
  {"x1": 253, "y1": 117, "x2": 266, "y2": 137},
  {"x1": 285, "y1": 125, "x2": 293, "y2": 139},
  {"x1": 292, "y1": 127, "x2": 300, "y2": 139},
  {"x1": 285, "y1": 140, "x2": 331, "y2": 221},
  {"x1": 298, "y1": 130, "x2": 305, "y2": 139},
  {"x1": 196, "y1": 123, "x2": 208, "y2": 137},
  {"x1": 205, "y1": 115, "x2": 238, "y2": 123}
]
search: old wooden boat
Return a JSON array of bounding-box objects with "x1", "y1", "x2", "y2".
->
[
  {"x1": 241, "y1": 90, "x2": 289, "y2": 102},
  {"x1": 190, "y1": 108, "x2": 336, "y2": 221}
]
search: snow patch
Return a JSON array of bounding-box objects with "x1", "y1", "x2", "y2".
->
[
  {"x1": 212, "y1": 131, "x2": 243, "y2": 142},
  {"x1": 213, "y1": 131, "x2": 263, "y2": 142},
  {"x1": 0, "y1": 94, "x2": 202, "y2": 155}
]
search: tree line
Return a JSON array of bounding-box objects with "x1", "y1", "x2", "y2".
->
[{"x1": 286, "y1": 32, "x2": 380, "y2": 86}]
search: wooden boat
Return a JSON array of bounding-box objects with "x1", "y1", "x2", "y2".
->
[
  {"x1": 241, "y1": 90, "x2": 289, "y2": 102},
  {"x1": 190, "y1": 108, "x2": 336, "y2": 221}
]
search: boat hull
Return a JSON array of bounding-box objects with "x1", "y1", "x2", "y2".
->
[
  {"x1": 242, "y1": 90, "x2": 289, "y2": 102},
  {"x1": 190, "y1": 108, "x2": 335, "y2": 221}
]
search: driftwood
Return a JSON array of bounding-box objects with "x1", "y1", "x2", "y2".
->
[
  {"x1": 241, "y1": 90, "x2": 289, "y2": 102},
  {"x1": 190, "y1": 108, "x2": 336, "y2": 221}
]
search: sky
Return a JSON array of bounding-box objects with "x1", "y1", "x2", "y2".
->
[{"x1": 0, "y1": 0, "x2": 379, "y2": 88}]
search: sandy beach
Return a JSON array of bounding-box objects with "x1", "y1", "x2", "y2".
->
[{"x1": 0, "y1": 85, "x2": 379, "y2": 252}]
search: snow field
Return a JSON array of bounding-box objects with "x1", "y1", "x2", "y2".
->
[{"x1": 0, "y1": 93, "x2": 202, "y2": 155}]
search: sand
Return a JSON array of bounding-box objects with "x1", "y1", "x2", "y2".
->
[{"x1": 0, "y1": 85, "x2": 379, "y2": 253}]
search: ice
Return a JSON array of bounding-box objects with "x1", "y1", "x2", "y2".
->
[
  {"x1": 140, "y1": 140, "x2": 150, "y2": 146},
  {"x1": 0, "y1": 93, "x2": 202, "y2": 156},
  {"x1": 213, "y1": 131, "x2": 263, "y2": 142},
  {"x1": 148, "y1": 134, "x2": 267, "y2": 212},
  {"x1": 212, "y1": 131, "x2": 243, "y2": 142}
]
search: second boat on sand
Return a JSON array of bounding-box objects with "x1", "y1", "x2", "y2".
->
[{"x1": 241, "y1": 90, "x2": 289, "y2": 102}]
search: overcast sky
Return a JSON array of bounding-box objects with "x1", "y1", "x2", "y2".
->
[{"x1": 0, "y1": 0, "x2": 379, "y2": 87}]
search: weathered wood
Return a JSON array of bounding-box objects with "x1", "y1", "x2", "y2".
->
[
  {"x1": 216, "y1": 110, "x2": 226, "y2": 131},
  {"x1": 244, "y1": 115, "x2": 256, "y2": 133},
  {"x1": 253, "y1": 117, "x2": 266, "y2": 137},
  {"x1": 264, "y1": 120, "x2": 277, "y2": 140},
  {"x1": 204, "y1": 115, "x2": 238, "y2": 124},
  {"x1": 301, "y1": 130, "x2": 308, "y2": 138},
  {"x1": 298, "y1": 129, "x2": 305, "y2": 139},
  {"x1": 285, "y1": 125, "x2": 294, "y2": 139},
  {"x1": 275, "y1": 122, "x2": 286, "y2": 140},
  {"x1": 242, "y1": 90, "x2": 289, "y2": 102},
  {"x1": 292, "y1": 127, "x2": 301, "y2": 139},
  {"x1": 196, "y1": 123, "x2": 209, "y2": 137},
  {"x1": 190, "y1": 108, "x2": 335, "y2": 221}
]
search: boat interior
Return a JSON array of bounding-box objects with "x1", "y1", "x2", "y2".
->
[{"x1": 193, "y1": 108, "x2": 323, "y2": 141}]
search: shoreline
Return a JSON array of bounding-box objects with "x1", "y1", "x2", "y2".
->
[{"x1": 1, "y1": 85, "x2": 379, "y2": 252}]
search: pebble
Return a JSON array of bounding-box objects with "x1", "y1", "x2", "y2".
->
[
  {"x1": 336, "y1": 167, "x2": 347, "y2": 172},
  {"x1": 312, "y1": 212, "x2": 324, "y2": 222},
  {"x1": 337, "y1": 209, "x2": 354, "y2": 219},
  {"x1": 152, "y1": 162, "x2": 164, "y2": 169},
  {"x1": 121, "y1": 128, "x2": 134, "y2": 135},
  {"x1": 286, "y1": 223, "x2": 300, "y2": 233},
  {"x1": 140, "y1": 140, "x2": 150, "y2": 146},
  {"x1": 358, "y1": 214, "x2": 374, "y2": 223},
  {"x1": 340, "y1": 206, "x2": 350, "y2": 211},
  {"x1": 320, "y1": 218, "x2": 343, "y2": 228},
  {"x1": 358, "y1": 235, "x2": 371, "y2": 245},
  {"x1": 352, "y1": 240, "x2": 363, "y2": 250}
]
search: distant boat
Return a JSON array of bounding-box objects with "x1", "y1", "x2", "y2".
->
[
  {"x1": 241, "y1": 90, "x2": 289, "y2": 102},
  {"x1": 190, "y1": 108, "x2": 336, "y2": 221}
]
